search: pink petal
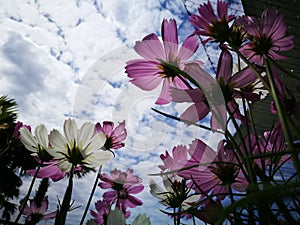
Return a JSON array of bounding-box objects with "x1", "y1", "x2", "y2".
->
[
  {"x1": 216, "y1": 48, "x2": 232, "y2": 83},
  {"x1": 131, "y1": 75, "x2": 162, "y2": 91},
  {"x1": 155, "y1": 80, "x2": 171, "y2": 104},
  {"x1": 181, "y1": 102, "x2": 210, "y2": 123},
  {"x1": 170, "y1": 88, "x2": 205, "y2": 103},
  {"x1": 134, "y1": 34, "x2": 165, "y2": 61},
  {"x1": 39, "y1": 198, "x2": 49, "y2": 213},
  {"x1": 273, "y1": 36, "x2": 294, "y2": 51},
  {"x1": 188, "y1": 139, "x2": 216, "y2": 165},
  {"x1": 102, "y1": 121, "x2": 114, "y2": 136},
  {"x1": 126, "y1": 59, "x2": 161, "y2": 78},
  {"x1": 228, "y1": 67, "x2": 257, "y2": 88},
  {"x1": 128, "y1": 185, "x2": 144, "y2": 194},
  {"x1": 178, "y1": 35, "x2": 199, "y2": 61},
  {"x1": 162, "y1": 19, "x2": 178, "y2": 59},
  {"x1": 43, "y1": 210, "x2": 58, "y2": 220}
]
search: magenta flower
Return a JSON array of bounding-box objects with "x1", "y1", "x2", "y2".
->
[
  {"x1": 172, "y1": 49, "x2": 259, "y2": 127},
  {"x1": 170, "y1": 87, "x2": 210, "y2": 125},
  {"x1": 20, "y1": 197, "x2": 57, "y2": 222},
  {"x1": 94, "y1": 121, "x2": 127, "y2": 150},
  {"x1": 238, "y1": 9, "x2": 294, "y2": 65},
  {"x1": 190, "y1": 0, "x2": 235, "y2": 44},
  {"x1": 99, "y1": 168, "x2": 144, "y2": 218},
  {"x1": 90, "y1": 200, "x2": 110, "y2": 225},
  {"x1": 125, "y1": 18, "x2": 202, "y2": 104},
  {"x1": 13, "y1": 121, "x2": 31, "y2": 139},
  {"x1": 179, "y1": 139, "x2": 247, "y2": 200},
  {"x1": 27, "y1": 158, "x2": 67, "y2": 182},
  {"x1": 254, "y1": 122, "x2": 289, "y2": 168}
]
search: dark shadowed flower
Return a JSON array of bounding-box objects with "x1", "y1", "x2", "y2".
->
[
  {"x1": 189, "y1": 0, "x2": 235, "y2": 44},
  {"x1": 13, "y1": 121, "x2": 31, "y2": 139},
  {"x1": 20, "y1": 197, "x2": 57, "y2": 222},
  {"x1": 238, "y1": 9, "x2": 294, "y2": 65},
  {"x1": 126, "y1": 18, "x2": 202, "y2": 104},
  {"x1": 99, "y1": 168, "x2": 144, "y2": 218},
  {"x1": 90, "y1": 200, "x2": 110, "y2": 225},
  {"x1": 94, "y1": 121, "x2": 127, "y2": 150}
]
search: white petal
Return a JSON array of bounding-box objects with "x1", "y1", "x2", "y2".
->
[
  {"x1": 78, "y1": 122, "x2": 94, "y2": 150},
  {"x1": 149, "y1": 179, "x2": 166, "y2": 202},
  {"x1": 64, "y1": 119, "x2": 77, "y2": 146},
  {"x1": 20, "y1": 127, "x2": 37, "y2": 152},
  {"x1": 88, "y1": 132, "x2": 107, "y2": 152},
  {"x1": 49, "y1": 129, "x2": 67, "y2": 158},
  {"x1": 84, "y1": 149, "x2": 111, "y2": 168},
  {"x1": 57, "y1": 159, "x2": 72, "y2": 172},
  {"x1": 35, "y1": 125, "x2": 49, "y2": 149}
]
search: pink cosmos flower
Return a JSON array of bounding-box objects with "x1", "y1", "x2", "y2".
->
[
  {"x1": 190, "y1": 0, "x2": 235, "y2": 44},
  {"x1": 170, "y1": 87, "x2": 210, "y2": 125},
  {"x1": 238, "y1": 9, "x2": 294, "y2": 65},
  {"x1": 125, "y1": 18, "x2": 202, "y2": 104},
  {"x1": 90, "y1": 200, "x2": 110, "y2": 225},
  {"x1": 159, "y1": 145, "x2": 189, "y2": 173},
  {"x1": 253, "y1": 122, "x2": 289, "y2": 168},
  {"x1": 13, "y1": 121, "x2": 31, "y2": 139},
  {"x1": 172, "y1": 49, "x2": 259, "y2": 128},
  {"x1": 94, "y1": 121, "x2": 127, "y2": 150},
  {"x1": 99, "y1": 168, "x2": 144, "y2": 218},
  {"x1": 20, "y1": 197, "x2": 57, "y2": 222},
  {"x1": 27, "y1": 158, "x2": 66, "y2": 182},
  {"x1": 179, "y1": 139, "x2": 247, "y2": 200}
]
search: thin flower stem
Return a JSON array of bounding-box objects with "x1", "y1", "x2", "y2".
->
[
  {"x1": 265, "y1": 59, "x2": 300, "y2": 177},
  {"x1": 54, "y1": 165, "x2": 75, "y2": 225},
  {"x1": 151, "y1": 107, "x2": 224, "y2": 134},
  {"x1": 14, "y1": 163, "x2": 42, "y2": 224},
  {"x1": 225, "y1": 105, "x2": 255, "y2": 184},
  {"x1": 79, "y1": 165, "x2": 102, "y2": 225}
]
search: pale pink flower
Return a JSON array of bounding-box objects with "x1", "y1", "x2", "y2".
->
[
  {"x1": 126, "y1": 18, "x2": 202, "y2": 104},
  {"x1": 159, "y1": 145, "x2": 189, "y2": 172},
  {"x1": 238, "y1": 9, "x2": 294, "y2": 65}
]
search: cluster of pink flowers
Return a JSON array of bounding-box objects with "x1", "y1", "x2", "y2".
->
[
  {"x1": 125, "y1": 0, "x2": 298, "y2": 224},
  {"x1": 91, "y1": 168, "x2": 144, "y2": 224}
]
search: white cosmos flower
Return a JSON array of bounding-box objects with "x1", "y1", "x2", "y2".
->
[
  {"x1": 20, "y1": 124, "x2": 51, "y2": 158},
  {"x1": 150, "y1": 177, "x2": 201, "y2": 209},
  {"x1": 48, "y1": 118, "x2": 111, "y2": 172}
]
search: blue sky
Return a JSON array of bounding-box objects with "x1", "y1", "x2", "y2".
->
[{"x1": 0, "y1": 0, "x2": 244, "y2": 224}]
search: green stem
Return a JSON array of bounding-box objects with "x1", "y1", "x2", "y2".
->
[
  {"x1": 14, "y1": 163, "x2": 42, "y2": 224},
  {"x1": 54, "y1": 165, "x2": 75, "y2": 225},
  {"x1": 265, "y1": 59, "x2": 300, "y2": 177},
  {"x1": 79, "y1": 165, "x2": 102, "y2": 225}
]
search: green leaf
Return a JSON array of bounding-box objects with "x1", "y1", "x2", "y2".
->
[
  {"x1": 107, "y1": 208, "x2": 126, "y2": 225},
  {"x1": 132, "y1": 214, "x2": 151, "y2": 225},
  {"x1": 85, "y1": 219, "x2": 97, "y2": 225}
]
